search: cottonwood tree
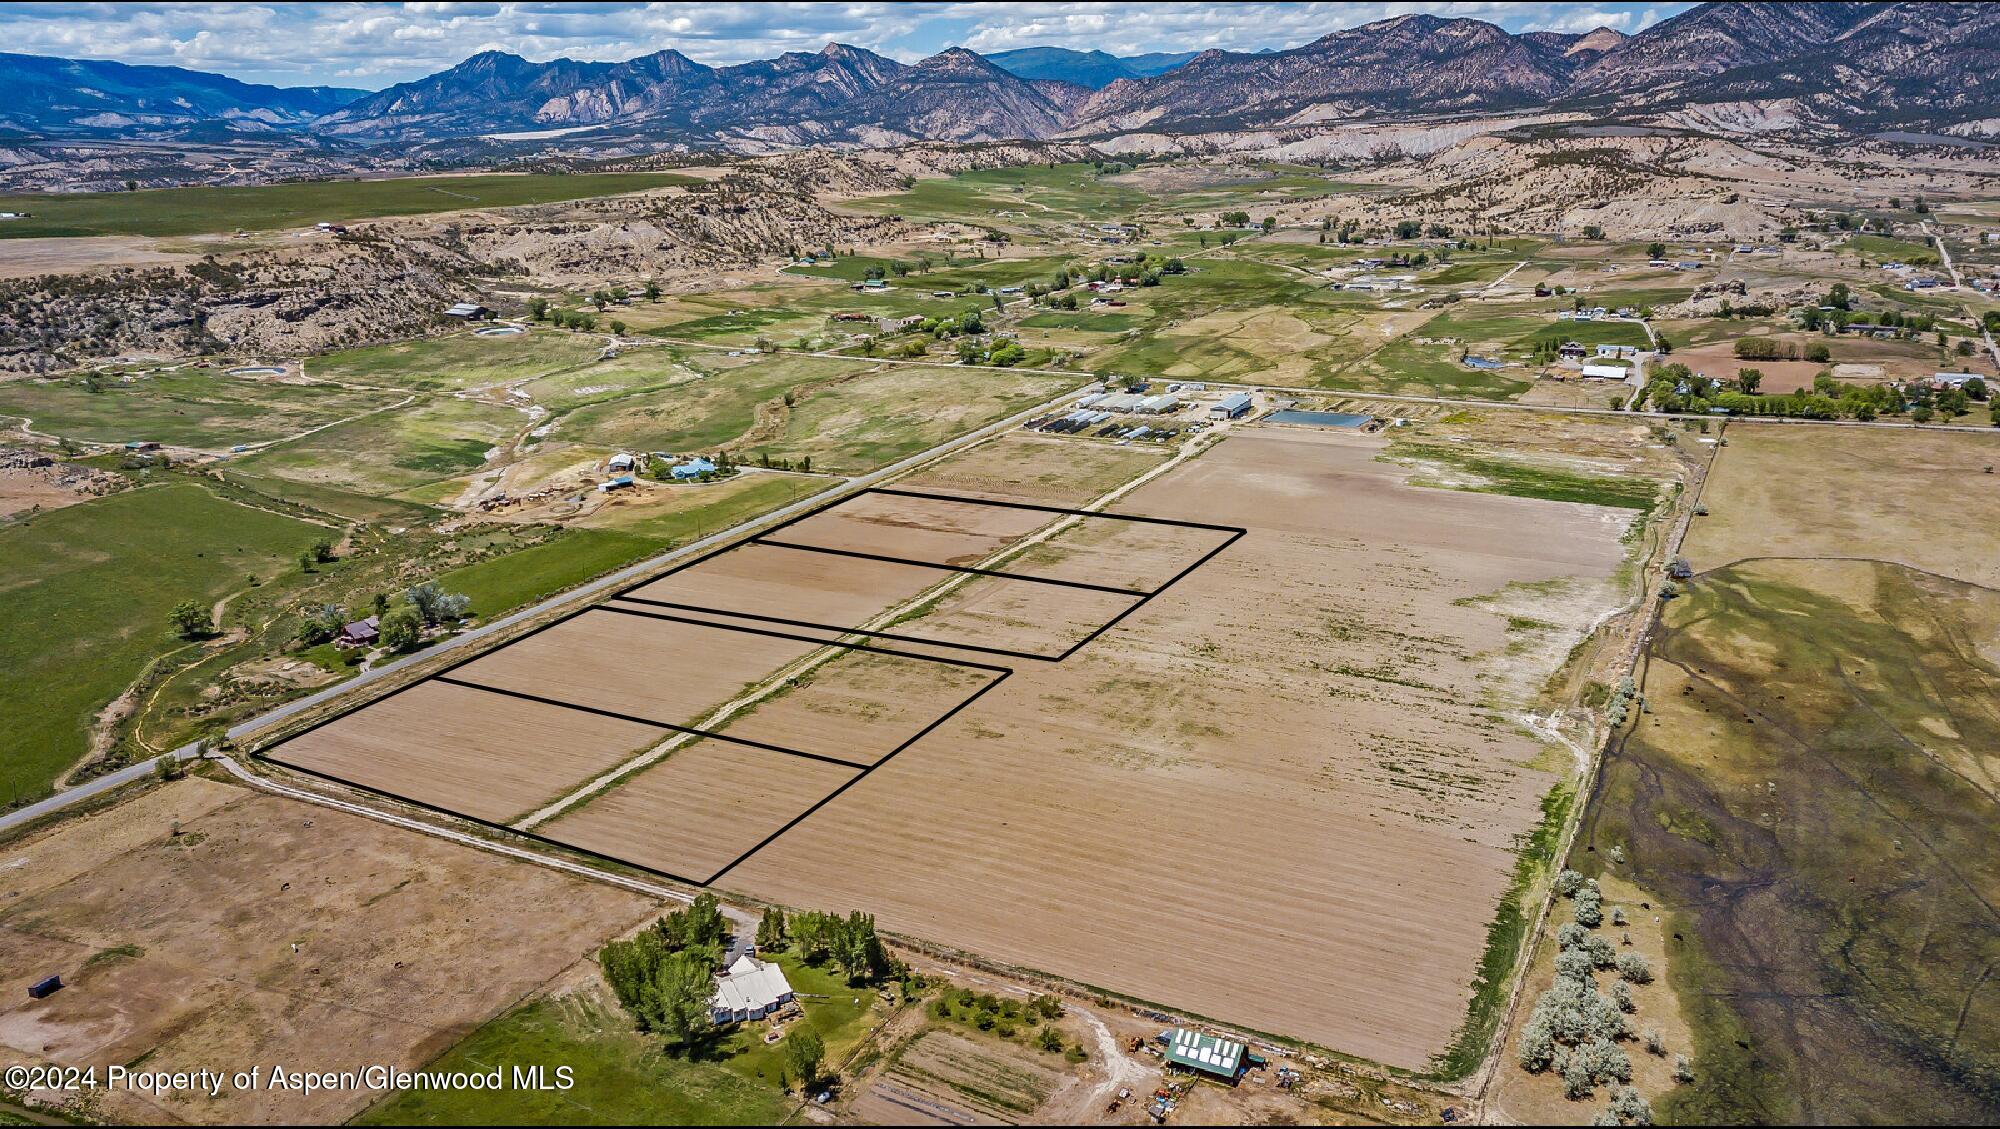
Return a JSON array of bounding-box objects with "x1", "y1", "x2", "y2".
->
[
  {"x1": 169, "y1": 600, "x2": 212, "y2": 640},
  {"x1": 784, "y1": 1028, "x2": 825, "y2": 1092}
]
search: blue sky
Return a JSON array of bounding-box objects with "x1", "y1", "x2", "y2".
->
[{"x1": 0, "y1": 2, "x2": 1692, "y2": 90}]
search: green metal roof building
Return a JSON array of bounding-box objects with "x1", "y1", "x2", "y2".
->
[{"x1": 1162, "y1": 1028, "x2": 1248, "y2": 1082}]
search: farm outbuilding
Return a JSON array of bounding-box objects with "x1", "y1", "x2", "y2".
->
[
  {"x1": 1210, "y1": 393, "x2": 1253, "y2": 420},
  {"x1": 1159, "y1": 1028, "x2": 1259, "y2": 1083},
  {"x1": 444, "y1": 302, "x2": 491, "y2": 320}
]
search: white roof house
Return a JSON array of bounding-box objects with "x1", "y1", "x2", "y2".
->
[{"x1": 711, "y1": 955, "x2": 794, "y2": 1023}]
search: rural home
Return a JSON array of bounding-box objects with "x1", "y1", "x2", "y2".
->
[
  {"x1": 710, "y1": 955, "x2": 794, "y2": 1023},
  {"x1": 671, "y1": 457, "x2": 716, "y2": 480},
  {"x1": 336, "y1": 616, "x2": 380, "y2": 648}
]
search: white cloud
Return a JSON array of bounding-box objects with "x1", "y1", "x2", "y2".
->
[{"x1": 0, "y1": 1, "x2": 1691, "y2": 88}]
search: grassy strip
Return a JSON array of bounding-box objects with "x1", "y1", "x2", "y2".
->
[
  {"x1": 437, "y1": 529, "x2": 664, "y2": 620},
  {"x1": 1428, "y1": 780, "x2": 1575, "y2": 1081},
  {"x1": 1396, "y1": 445, "x2": 1660, "y2": 513}
]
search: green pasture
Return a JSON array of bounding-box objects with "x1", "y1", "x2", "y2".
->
[{"x1": 0, "y1": 172, "x2": 699, "y2": 239}]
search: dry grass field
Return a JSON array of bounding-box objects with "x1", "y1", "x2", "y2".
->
[
  {"x1": 718, "y1": 428, "x2": 1638, "y2": 1069},
  {"x1": 269, "y1": 680, "x2": 663, "y2": 822},
  {"x1": 0, "y1": 775, "x2": 652, "y2": 1125},
  {"x1": 1686, "y1": 424, "x2": 2000, "y2": 586}
]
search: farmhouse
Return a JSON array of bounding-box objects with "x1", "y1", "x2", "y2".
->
[
  {"x1": 336, "y1": 616, "x2": 380, "y2": 649},
  {"x1": 710, "y1": 955, "x2": 794, "y2": 1024},
  {"x1": 1596, "y1": 344, "x2": 1647, "y2": 360},
  {"x1": 1210, "y1": 392, "x2": 1253, "y2": 420},
  {"x1": 671, "y1": 457, "x2": 716, "y2": 480}
]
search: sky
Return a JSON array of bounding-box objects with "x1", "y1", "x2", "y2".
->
[{"x1": 0, "y1": 2, "x2": 1692, "y2": 90}]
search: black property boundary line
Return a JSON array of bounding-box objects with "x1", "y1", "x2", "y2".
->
[
  {"x1": 258, "y1": 606, "x2": 1006, "y2": 889},
  {"x1": 253, "y1": 481, "x2": 1243, "y2": 891},
  {"x1": 751, "y1": 485, "x2": 1244, "y2": 600}
]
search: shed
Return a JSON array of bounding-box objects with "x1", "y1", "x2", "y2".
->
[
  {"x1": 711, "y1": 955, "x2": 794, "y2": 1024},
  {"x1": 28, "y1": 975, "x2": 62, "y2": 1000},
  {"x1": 1209, "y1": 392, "x2": 1253, "y2": 420},
  {"x1": 1160, "y1": 1028, "x2": 1248, "y2": 1083},
  {"x1": 1581, "y1": 364, "x2": 1630, "y2": 380},
  {"x1": 607, "y1": 452, "x2": 636, "y2": 472},
  {"x1": 444, "y1": 302, "x2": 491, "y2": 319},
  {"x1": 598, "y1": 475, "x2": 636, "y2": 493}
]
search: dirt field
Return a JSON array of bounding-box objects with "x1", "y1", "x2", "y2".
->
[
  {"x1": 1668, "y1": 343, "x2": 1829, "y2": 393},
  {"x1": 267, "y1": 680, "x2": 664, "y2": 822},
  {"x1": 621, "y1": 541, "x2": 1144, "y2": 658},
  {"x1": 716, "y1": 427, "x2": 1639, "y2": 1069},
  {"x1": 898, "y1": 432, "x2": 1172, "y2": 507},
  {"x1": 772, "y1": 489, "x2": 1237, "y2": 593},
  {"x1": 712, "y1": 648, "x2": 996, "y2": 764},
  {"x1": 769, "y1": 491, "x2": 1057, "y2": 568},
  {"x1": 0, "y1": 235, "x2": 196, "y2": 278},
  {"x1": 0, "y1": 775, "x2": 653, "y2": 1124},
  {"x1": 535, "y1": 739, "x2": 860, "y2": 881},
  {"x1": 449, "y1": 609, "x2": 816, "y2": 727},
  {"x1": 1686, "y1": 423, "x2": 2000, "y2": 586}
]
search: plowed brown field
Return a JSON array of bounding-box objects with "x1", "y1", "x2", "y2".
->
[
  {"x1": 537, "y1": 740, "x2": 861, "y2": 880},
  {"x1": 718, "y1": 428, "x2": 1635, "y2": 1069},
  {"x1": 269, "y1": 680, "x2": 663, "y2": 822}
]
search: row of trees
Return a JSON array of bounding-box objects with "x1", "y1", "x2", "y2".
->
[{"x1": 1517, "y1": 868, "x2": 1676, "y2": 1124}]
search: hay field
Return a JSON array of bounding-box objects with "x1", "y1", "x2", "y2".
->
[
  {"x1": 720, "y1": 428, "x2": 1639, "y2": 1069},
  {"x1": 1686, "y1": 424, "x2": 2000, "y2": 586}
]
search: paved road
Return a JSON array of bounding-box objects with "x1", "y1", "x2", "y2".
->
[{"x1": 0, "y1": 382, "x2": 1089, "y2": 838}]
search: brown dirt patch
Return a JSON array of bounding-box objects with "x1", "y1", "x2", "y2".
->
[{"x1": 0, "y1": 775, "x2": 653, "y2": 1125}]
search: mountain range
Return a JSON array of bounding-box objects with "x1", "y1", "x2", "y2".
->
[
  {"x1": 0, "y1": 52, "x2": 363, "y2": 135},
  {"x1": 983, "y1": 47, "x2": 1206, "y2": 89},
  {"x1": 5, "y1": 3, "x2": 1993, "y2": 147}
]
